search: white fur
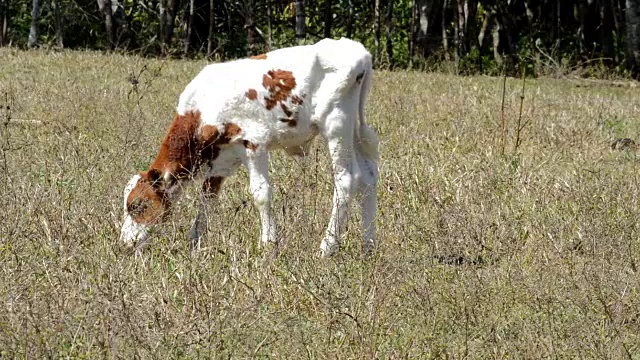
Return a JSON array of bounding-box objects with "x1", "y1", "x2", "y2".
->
[
  {"x1": 121, "y1": 38, "x2": 379, "y2": 257},
  {"x1": 120, "y1": 174, "x2": 149, "y2": 248}
]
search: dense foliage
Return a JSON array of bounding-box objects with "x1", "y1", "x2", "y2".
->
[{"x1": 2, "y1": 0, "x2": 640, "y2": 77}]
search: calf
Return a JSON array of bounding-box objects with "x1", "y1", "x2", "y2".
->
[{"x1": 120, "y1": 38, "x2": 379, "y2": 257}]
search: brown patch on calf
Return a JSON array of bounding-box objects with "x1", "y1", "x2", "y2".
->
[
  {"x1": 199, "y1": 124, "x2": 219, "y2": 145},
  {"x1": 223, "y1": 123, "x2": 242, "y2": 141},
  {"x1": 291, "y1": 95, "x2": 304, "y2": 105},
  {"x1": 279, "y1": 118, "x2": 297, "y2": 127},
  {"x1": 262, "y1": 69, "x2": 297, "y2": 110},
  {"x1": 151, "y1": 116, "x2": 242, "y2": 172},
  {"x1": 149, "y1": 111, "x2": 203, "y2": 180},
  {"x1": 280, "y1": 103, "x2": 293, "y2": 117},
  {"x1": 127, "y1": 112, "x2": 250, "y2": 223},
  {"x1": 243, "y1": 140, "x2": 258, "y2": 151},
  {"x1": 202, "y1": 176, "x2": 224, "y2": 198},
  {"x1": 148, "y1": 112, "x2": 245, "y2": 178},
  {"x1": 278, "y1": 103, "x2": 298, "y2": 127},
  {"x1": 250, "y1": 53, "x2": 267, "y2": 60},
  {"x1": 264, "y1": 98, "x2": 277, "y2": 110},
  {"x1": 246, "y1": 89, "x2": 258, "y2": 100}
]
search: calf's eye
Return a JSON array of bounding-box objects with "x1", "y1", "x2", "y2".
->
[{"x1": 128, "y1": 199, "x2": 148, "y2": 217}]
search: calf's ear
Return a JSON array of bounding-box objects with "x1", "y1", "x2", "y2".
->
[
  {"x1": 198, "y1": 125, "x2": 220, "y2": 147},
  {"x1": 198, "y1": 123, "x2": 243, "y2": 147},
  {"x1": 222, "y1": 123, "x2": 243, "y2": 144}
]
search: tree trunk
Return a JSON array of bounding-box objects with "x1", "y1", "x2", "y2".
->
[
  {"x1": 191, "y1": 0, "x2": 209, "y2": 53},
  {"x1": 171, "y1": 0, "x2": 180, "y2": 40},
  {"x1": 386, "y1": 0, "x2": 394, "y2": 68},
  {"x1": 415, "y1": 0, "x2": 438, "y2": 58},
  {"x1": 245, "y1": 0, "x2": 258, "y2": 54},
  {"x1": 374, "y1": 0, "x2": 381, "y2": 65},
  {"x1": 183, "y1": 0, "x2": 210, "y2": 54},
  {"x1": 346, "y1": 0, "x2": 353, "y2": 38},
  {"x1": 555, "y1": 0, "x2": 561, "y2": 49},
  {"x1": 442, "y1": 0, "x2": 449, "y2": 60},
  {"x1": 323, "y1": 0, "x2": 332, "y2": 38},
  {"x1": 409, "y1": 0, "x2": 416, "y2": 66},
  {"x1": 598, "y1": 1, "x2": 615, "y2": 63},
  {"x1": 295, "y1": 0, "x2": 306, "y2": 44},
  {"x1": 497, "y1": 7, "x2": 515, "y2": 65},
  {"x1": 96, "y1": 0, "x2": 114, "y2": 50},
  {"x1": 415, "y1": 0, "x2": 424, "y2": 57},
  {"x1": 453, "y1": 0, "x2": 478, "y2": 62},
  {"x1": 160, "y1": 0, "x2": 179, "y2": 47},
  {"x1": 575, "y1": 1, "x2": 588, "y2": 59},
  {"x1": 52, "y1": 0, "x2": 63, "y2": 48},
  {"x1": 184, "y1": 0, "x2": 194, "y2": 54},
  {"x1": 267, "y1": 0, "x2": 272, "y2": 47},
  {"x1": 159, "y1": 0, "x2": 166, "y2": 43},
  {"x1": 28, "y1": 0, "x2": 42, "y2": 48},
  {"x1": 625, "y1": 0, "x2": 640, "y2": 75},
  {"x1": 454, "y1": 0, "x2": 462, "y2": 69},
  {"x1": 477, "y1": 9, "x2": 491, "y2": 49},
  {"x1": 608, "y1": 0, "x2": 622, "y2": 63},
  {"x1": 463, "y1": 0, "x2": 478, "y2": 54},
  {"x1": 0, "y1": 0, "x2": 9, "y2": 46},
  {"x1": 492, "y1": 14, "x2": 502, "y2": 66},
  {"x1": 611, "y1": 0, "x2": 622, "y2": 56},
  {"x1": 207, "y1": 0, "x2": 215, "y2": 57}
]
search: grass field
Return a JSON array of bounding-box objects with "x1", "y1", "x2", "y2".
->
[{"x1": 1, "y1": 48, "x2": 640, "y2": 358}]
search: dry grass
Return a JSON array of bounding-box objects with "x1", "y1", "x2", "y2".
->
[{"x1": 1, "y1": 48, "x2": 640, "y2": 358}]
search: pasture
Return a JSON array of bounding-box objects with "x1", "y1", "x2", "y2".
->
[{"x1": 1, "y1": 49, "x2": 640, "y2": 358}]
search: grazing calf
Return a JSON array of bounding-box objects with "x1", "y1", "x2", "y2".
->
[{"x1": 120, "y1": 38, "x2": 379, "y2": 257}]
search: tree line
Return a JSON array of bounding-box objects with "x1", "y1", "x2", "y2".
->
[{"x1": 2, "y1": 0, "x2": 640, "y2": 77}]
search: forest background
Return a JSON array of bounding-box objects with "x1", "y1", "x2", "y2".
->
[{"x1": 3, "y1": 0, "x2": 640, "y2": 77}]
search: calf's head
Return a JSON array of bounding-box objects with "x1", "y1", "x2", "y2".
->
[
  {"x1": 120, "y1": 169, "x2": 172, "y2": 247},
  {"x1": 119, "y1": 110, "x2": 250, "y2": 248}
]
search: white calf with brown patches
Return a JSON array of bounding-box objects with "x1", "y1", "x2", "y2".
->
[{"x1": 120, "y1": 37, "x2": 379, "y2": 257}]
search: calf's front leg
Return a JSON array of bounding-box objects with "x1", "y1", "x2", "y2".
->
[
  {"x1": 188, "y1": 176, "x2": 225, "y2": 250},
  {"x1": 246, "y1": 149, "x2": 278, "y2": 245}
]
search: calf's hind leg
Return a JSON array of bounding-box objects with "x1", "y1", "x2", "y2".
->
[
  {"x1": 356, "y1": 149, "x2": 378, "y2": 256},
  {"x1": 320, "y1": 111, "x2": 359, "y2": 257}
]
